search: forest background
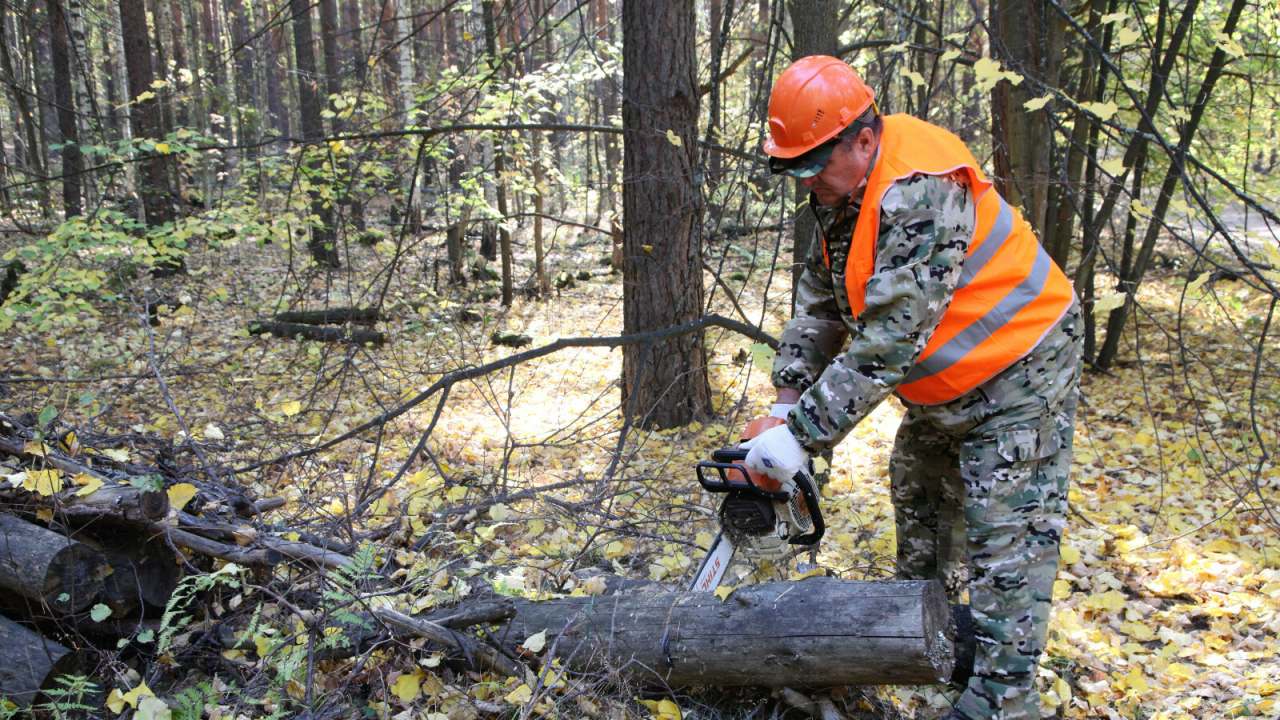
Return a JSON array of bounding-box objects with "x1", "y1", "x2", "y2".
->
[{"x1": 0, "y1": 0, "x2": 1277, "y2": 716}]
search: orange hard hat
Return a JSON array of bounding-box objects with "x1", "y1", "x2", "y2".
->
[{"x1": 763, "y1": 56, "x2": 876, "y2": 159}]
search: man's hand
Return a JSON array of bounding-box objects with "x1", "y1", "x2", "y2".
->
[{"x1": 740, "y1": 424, "x2": 807, "y2": 482}]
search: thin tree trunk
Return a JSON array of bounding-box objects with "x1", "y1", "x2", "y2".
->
[
  {"x1": 265, "y1": 5, "x2": 288, "y2": 137},
  {"x1": 0, "y1": 14, "x2": 45, "y2": 181},
  {"x1": 1094, "y1": 0, "x2": 1248, "y2": 369},
  {"x1": 227, "y1": 0, "x2": 258, "y2": 155},
  {"x1": 290, "y1": 0, "x2": 340, "y2": 267},
  {"x1": 785, "y1": 0, "x2": 837, "y2": 293},
  {"x1": 482, "y1": 0, "x2": 514, "y2": 305},
  {"x1": 120, "y1": 0, "x2": 183, "y2": 274},
  {"x1": 47, "y1": 0, "x2": 82, "y2": 218}
]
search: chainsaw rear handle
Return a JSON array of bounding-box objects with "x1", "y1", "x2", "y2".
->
[{"x1": 789, "y1": 470, "x2": 825, "y2": 546}]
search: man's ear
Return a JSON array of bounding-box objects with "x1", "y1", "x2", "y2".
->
[{"x1": 856, "y1": 126, "x2": 878, "y2": 153}]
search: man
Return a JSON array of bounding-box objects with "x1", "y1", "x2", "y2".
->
[{"x1": 740, "y1": 56, "x2": 1083, "y2": 720}]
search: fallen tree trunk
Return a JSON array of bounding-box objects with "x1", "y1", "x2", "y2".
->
[
  {"x1": 0, "y1": 614, "x2": 79, "y2": 707},
  {"x1": 0, "y1": 514, "x2": 107, "y2": 613},
  {"x1": 248, "y1": 321, "x2": 385, "y2": 345},
  {"x1": 498, "y1": 578, "x2": 953, "y2": 687},
  {"x1": 272, "y1": 307, "x2": 380, "y2": 326}
]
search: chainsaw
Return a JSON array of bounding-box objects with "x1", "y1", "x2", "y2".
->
[{"x1": 688, "y1": 417, "x2": 825, "y2": 592}]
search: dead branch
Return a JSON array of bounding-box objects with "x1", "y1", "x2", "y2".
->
[{"x1": 238, "y1": 314, "x2": 778, "y2": 473}]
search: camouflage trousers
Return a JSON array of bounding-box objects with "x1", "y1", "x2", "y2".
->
[{"x1": 890, "y1": 305, "x2": 1083, "y2": 720}]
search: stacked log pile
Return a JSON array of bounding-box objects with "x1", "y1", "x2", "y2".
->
[{"x1": 0, "y1": 411, "x2": 359, "y2": 705}]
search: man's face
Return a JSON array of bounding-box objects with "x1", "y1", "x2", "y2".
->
[{"x1": 800, "y1": 127, "x2": 878, "y2": 207}]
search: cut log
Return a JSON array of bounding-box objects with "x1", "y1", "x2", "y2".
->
[
  {"x1": 498, "y1": 578, "x2": 953, "y2": 687},
  {"x1": 0, "y1": 514, "x2": 107, "y2": 613},
  {"x1": 61, "y1": 483, "x2": 169, "y2": 523},
  {"x1": 248, "y1": 321, "x2": 385, "y2": 345},
  {"x1": 94, "y1": 536, "x2": 182, "y2": 616},
  {"x1": 0, "y1": 614, "x2": 79, "y2": 707},
  {"x1": 272, "y1": 307, "x2": 380, "y2": 326}
]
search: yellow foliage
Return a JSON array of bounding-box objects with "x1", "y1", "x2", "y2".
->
[{"x1": 23, "y1": 468, "x2": 62, "y2": 495}]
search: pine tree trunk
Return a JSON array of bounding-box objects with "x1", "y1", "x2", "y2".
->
[{"x1": 620, "y1": 0, "x2": 712, "y2": 429}]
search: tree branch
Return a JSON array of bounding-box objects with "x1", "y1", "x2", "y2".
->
[{"x1": 234, "y1": 315, "x2": 778, "y2": 473}]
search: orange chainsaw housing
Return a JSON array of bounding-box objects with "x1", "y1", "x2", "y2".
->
[{"x1": 725, "y1": 416, "x2": 787, "y2": 493}]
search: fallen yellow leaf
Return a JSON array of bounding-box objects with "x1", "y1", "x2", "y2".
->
[
  {"x1": 167, "y1": 483, "x2": 198, "y2": 511},
  {"x1": 390, "y1": 670, "x2": 422, "y2": 702},
  {"x1": 75, "y1": 476, "x2": 105, "y2": 497},
  {"x1": 23, "y1": 469, "x2": 63, "y2": 496},
  {"x1": 505, "y1": 683, "x2": 533, "y2": 704}
]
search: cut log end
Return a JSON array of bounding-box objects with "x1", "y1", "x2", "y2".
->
[
  {"x1": 1, "y1": 514, "x2": 108, "y2": 614},
  {"x1": 45, "y1": 543, "x2": 109, "y2": 614}
]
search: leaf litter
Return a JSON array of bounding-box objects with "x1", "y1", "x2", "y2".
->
[{"x1": 0, "y1": 226, "x2": 1277, "y2": 720}]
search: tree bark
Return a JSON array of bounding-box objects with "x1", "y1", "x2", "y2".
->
[
  {"x1": 0, "y1": 614, "x2": 78, "y2": 708},
  {"x1": 226, "y1": 0, "x2": 258, "y2": 155},
  {"x1": 47, "y1": 0, "x2": 82, "y2": 218},
  {"x1": 482, "y1": 0, "x2": 515, "y2": 306},
  {"x1": 119, "y1": 0, "x2": 183, "y2": 274},
  {"x1": 785, "y1": 0, "x2": 838, "y2": 293},
  {"x1": 988, "y1": 0, "x2": 1066, "y2": 239},
  {"x1": 290, "y1": 0, "x2": 341, "y2": 267},
  {"x1": 0, "y1": 513, "x2": 107, "y2": 614},
  {"x1": 498, "y1": 578, "x2": 954, "y2": 686},
  {"x1": 620, "y1": 0, "x2": 712, "y2": 429}
]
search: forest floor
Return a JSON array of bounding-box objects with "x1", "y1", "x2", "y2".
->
[{"x1": 1, "y1": 216, "x2": 1278, "y2": 720}]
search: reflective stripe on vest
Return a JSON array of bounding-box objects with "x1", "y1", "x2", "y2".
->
[
  {"x1": 840, "y1": 114, "x2": 1076, "y2": 404},
  {"x1": 902, "y1": 197, "x2": 1051, "y2": 385}
]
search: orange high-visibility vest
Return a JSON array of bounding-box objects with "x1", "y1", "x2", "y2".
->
[{"x1": 835, "y1": 114, "x2": 1076, "y2": 404}]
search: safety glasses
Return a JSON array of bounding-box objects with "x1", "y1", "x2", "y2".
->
[{"x1": 768, "y1": 138, "x2": 840, "y2": 178}]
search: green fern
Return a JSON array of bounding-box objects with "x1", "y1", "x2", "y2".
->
[
  {"x1": 171, "y1": 681, "x2": 224, "y2": 720},
  {"x1": 157, "y1": 562, "x2": 244, "y2": 657}
]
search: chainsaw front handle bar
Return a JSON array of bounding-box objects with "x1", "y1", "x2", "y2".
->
[
  {"x1": 696, "y1": 449, "x2": 826, "y2": 547},
  {"x1": 701, "y1": 448, "x2": 788, "y2": 499}
]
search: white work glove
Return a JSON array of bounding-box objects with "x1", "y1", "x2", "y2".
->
[
  {"x1": 768, "y1": 403, "x2": 795, "y2": 419},
  {"x1": 739, "y1": 424, "x2": 808, "y2": 482}
]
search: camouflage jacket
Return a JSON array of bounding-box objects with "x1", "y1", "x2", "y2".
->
[
  {"x1": 772, "y1": 168, "x2": 1083, "y2": 455},
  {"x1": 771, "y1": 170, "x2": 977, "y2": 454}
]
